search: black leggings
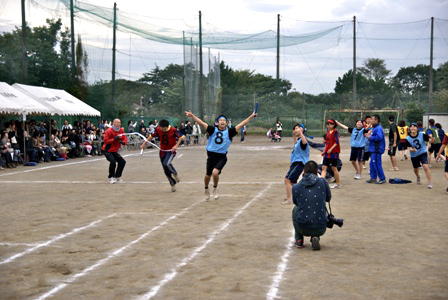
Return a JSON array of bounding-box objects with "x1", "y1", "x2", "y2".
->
[{"x1": 105, "y1": 152, "x2": 126, "y2": 178}]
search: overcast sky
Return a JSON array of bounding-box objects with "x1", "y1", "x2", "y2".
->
[{"x1": 1, "y1": 0, "x2": 448, "y2": 94}]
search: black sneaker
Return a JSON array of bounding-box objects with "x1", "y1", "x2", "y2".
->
[
  {"x1": 294, "y1": 240, "x2": 304, "y2": 248},
  {"x1": 366, "y1": 179, "x2": 377, "y2": 184},
  {"x1": 375, "y1": 179, "x2": 386, "y2": 184},
  {"x1": 311, "y1": 237, "x2": 320, "y2": 251}
]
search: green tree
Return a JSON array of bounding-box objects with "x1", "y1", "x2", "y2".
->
[
  {"x1": 392, "y1": 64, "x2": 432, "y2": 94},
  {"x1": 358, "y1": 58, "x2": 391, "y2": 81}
]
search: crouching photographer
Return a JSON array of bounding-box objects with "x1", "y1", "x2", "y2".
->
[{"x1": 292, "y1": 160, "x2": 343, "y2": 250}]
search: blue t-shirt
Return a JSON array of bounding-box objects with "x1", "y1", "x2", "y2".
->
[
  {"x1": 406, "y1": 132, "x2": 429, "y2": 157},
  {"x1": 291, "y1": 138, "x2": 310, "y2": 164},
  {"x1": 348, "y1": 127, "x2": 366, "y2": 148},
  {"x1": 206, "y1": 125, "x2": 237, "y2": 154}
]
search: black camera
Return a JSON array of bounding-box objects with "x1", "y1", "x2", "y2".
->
[{"x1": 327, "y1": 214, "x2": 344, "y2": 228}]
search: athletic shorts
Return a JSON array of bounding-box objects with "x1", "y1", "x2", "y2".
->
[
  {"x1": 350, "y1": 147, "x2": 364, "y2": 161},
  {"x1": 285, "y1": 162, "x2": 305, "y2": 184},
  {"x1": 398, "y1": 141, "x2": 408, "y2": 151},
  {"x1": 388, "y1": 145, "x2": 397, "y2": 156},
  {"x1": 323, "y1": 157, "x2": 339, "y2": 167},
  {"x1": 428, "y1": 143, "x2": 441, "y2": 157},
  {"x1": 206, "y1": 151, "x2": 228, "y2": 176},
  {"x1": 363, "y1": 151, "x2": 370, "y2": 162},
  {"x1": 411, "y1": 153, "x2": 428, "y2": 169}
]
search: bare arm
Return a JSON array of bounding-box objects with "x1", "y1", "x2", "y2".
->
[
  {"x1": 235, "y1": 113, "x2": 257, "y2": 131},
  {"x1": 185, "y1": 111, "x2": 208, "y2": 130},
  {"x1": 140, "y1": 134, "x2": 153, "y2": 149},
  {"x1": 335, "y1": 120, "x2": 348, "y2": 131},
  {"x1": 172, "y1": 135, "x2": 186, "y2": 151}
]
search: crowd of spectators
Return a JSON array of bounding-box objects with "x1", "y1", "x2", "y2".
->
[{"x1": 0, "y1": 119, "x2": 113, "y2": 169}]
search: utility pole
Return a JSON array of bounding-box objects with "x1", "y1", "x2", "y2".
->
[
  {"x1": 198, "y1": 10, "x2": 204, "y2": 118},
  {"x1": 182, "y1": 31, "x2": 186, "y2": 113},
  {"x1": 70, "y1": 0, "x2": 76, "y2": 77},
  {"x1": 276, "y1": 14, "x2": 280, "y2": 80},
  {"x1": 353, "y1": 16, "x2": 357, "y2": 106},
  {"x1": 429, "y1": 17, "x2": 434, "y2": 113},
  {"x1": 112, "y1": 3, "x2": 117, "y2": 103},
  {"x1": 21, "y1": 0, "x2": 27, "y2": 82}
]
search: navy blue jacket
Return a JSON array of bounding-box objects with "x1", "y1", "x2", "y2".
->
[{"x1": 292, "y1": 173, "x2": 331, "y2": 228}]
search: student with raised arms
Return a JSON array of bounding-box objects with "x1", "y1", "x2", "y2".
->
[{"x1": 185, "y1": 111, "x2": 257, "y2": 200}]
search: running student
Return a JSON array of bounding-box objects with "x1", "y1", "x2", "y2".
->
[
  {"x1": 102, "y1": 118, "x2": 128, "y2": 184},
  {"x1": 335, "y1": 120, "x2": 366, "y2": 179},
  {"x1": 141, "y1": 119, "x2": 185, "y2": 192},
  {"x1": 185, "y1": 111, "x2": 257, "y2": 200},
  {"x1": 321, "y1": 119, "x2": 341, "y2": 189},
  {"x1": 283, "y1": 123, "x2": 310, "y2": 205},
  {"x1": 397, "y1": 120, "x2": 409, "y2": 161},
  {"x1": 406, "y1": 123, "x2": 432, "y2": 189},
  {"x1": 436, "y1": 131, "x2": 448, "y2": 193}
]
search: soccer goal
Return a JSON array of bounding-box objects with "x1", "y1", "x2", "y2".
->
[{"x1": 322, "y1": 109, "x2": 402, "y2": 132}]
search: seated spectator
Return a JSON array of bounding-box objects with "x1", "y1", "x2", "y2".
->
[{"x1": 1, "y1": 131, "x2": 17, "y2": 168}]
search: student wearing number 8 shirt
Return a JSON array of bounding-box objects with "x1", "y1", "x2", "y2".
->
[
  {"x1": 406, "y1": 123, "x2": 433, "y2": 189},
  {"x1": 185, "y1": 111, "x2": 257, "y2": 200},
  {"x1": 141, "y1": 119, "x2": 186, "y2": 192}
]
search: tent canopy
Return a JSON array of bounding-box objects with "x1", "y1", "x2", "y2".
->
[
  {"x1": 0, "y1": 82, "x2": 51, "y2": 115},
  {"x1": 13, "y1": 83, "x2": 101, "y2": 117}
]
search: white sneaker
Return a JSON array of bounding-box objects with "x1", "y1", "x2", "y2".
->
[
  {"x1": 427, "y1": 184, "x2": 433, "y2": 189},
  {"x1": 330, "y1": 183, "x2": 340, "y2": 189},
  {"x1": 108, "y1": 177, "x2": 117, "y2": 184},
  {"x1": 171, "y1": 184, "x2": 176, "y2": 192},
  {"x1": 416, "y1": 176, "x2": 421, "y2": 185},
  {"x1": 205, "y1": 188, "x2": 210, "y2": 201},
  {"x1": 212, "y1": 187, "x2": 219, "y2": 200}
]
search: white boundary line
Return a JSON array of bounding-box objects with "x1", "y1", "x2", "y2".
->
[
  {"x1": 0, "y1": 150, "x2": 156, "y2": 178},
  {"x1": 0, "y1": 180, "x2": 282, "y2": 185},
  {"x1": 0, "y1": 242, "x2": 41, "y2": 247},
  {"x1": 137, "y1": 183, "x2": 273, "y2": 300},
  {"x1": 266, "y1": 229, "x2": 295, "y2": 300},
  {"x1": 33, "y1": 198, "x2": 206, "y2": 300},
  {"x1": 0, "y1": 214, "x2": 117, "y2": 265}
]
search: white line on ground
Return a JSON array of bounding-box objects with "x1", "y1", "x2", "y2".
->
[
  {"x1": 0, "y1": 214, "x2": 117, "y2": 265},
  {"x1": 0, "y1": 242, "x2": 40, "y2": 247},
  {"x1": 0, "y1": 180, "x2": 282, "y2": 185},
  {"x1": 33, "y1": 198, "x2": 206, "y2": 300},
  {"x1": 137, "y1": 183, "x2": 273, "y2": 300},
  {"x1": 0, "y1": 150, "x2": 156, "y2": 178},
  {"x1": 176, "y1": 154, "x2": 184, "y2": 159},
  {"x1": 266, "y1": 229, "x2": 295, "y2": 300}
]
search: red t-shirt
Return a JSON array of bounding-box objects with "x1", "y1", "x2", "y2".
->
[
  {"x1": 323, "y1": 129, "x2": 340, "y2": 158},
  {"x1": 152, "y1": 126, "x2": 181, "y2": 151}
]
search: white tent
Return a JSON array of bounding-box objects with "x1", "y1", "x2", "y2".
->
[
  {"x1": 0, "y1": 82, "x2": 51, "y2": 115},
  {"x1": 13, "y1": 83, "x2": 101, "y2": 117}
]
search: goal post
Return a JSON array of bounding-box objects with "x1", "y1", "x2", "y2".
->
[{"x1": 322, "y1": 109, "x2": 402, "y2": 132}]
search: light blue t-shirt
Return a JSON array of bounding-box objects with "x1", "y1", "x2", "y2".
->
[
  {"x1": 290, "y1": 138, "x2": 310, "y2": 164},
  {"x1": 206, "y1": 126, "x2": 235, "y2": 154},
  {"x1": 350, "y1": 127, "x2": 366, "y2": 148},
  {"x1": 406, "y1": 132, "x2": 427, "y2": 157}
]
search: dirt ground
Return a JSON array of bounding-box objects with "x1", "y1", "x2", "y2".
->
[{"x1": 0, "y1": 136, "x2": 447, "y2": 300}]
